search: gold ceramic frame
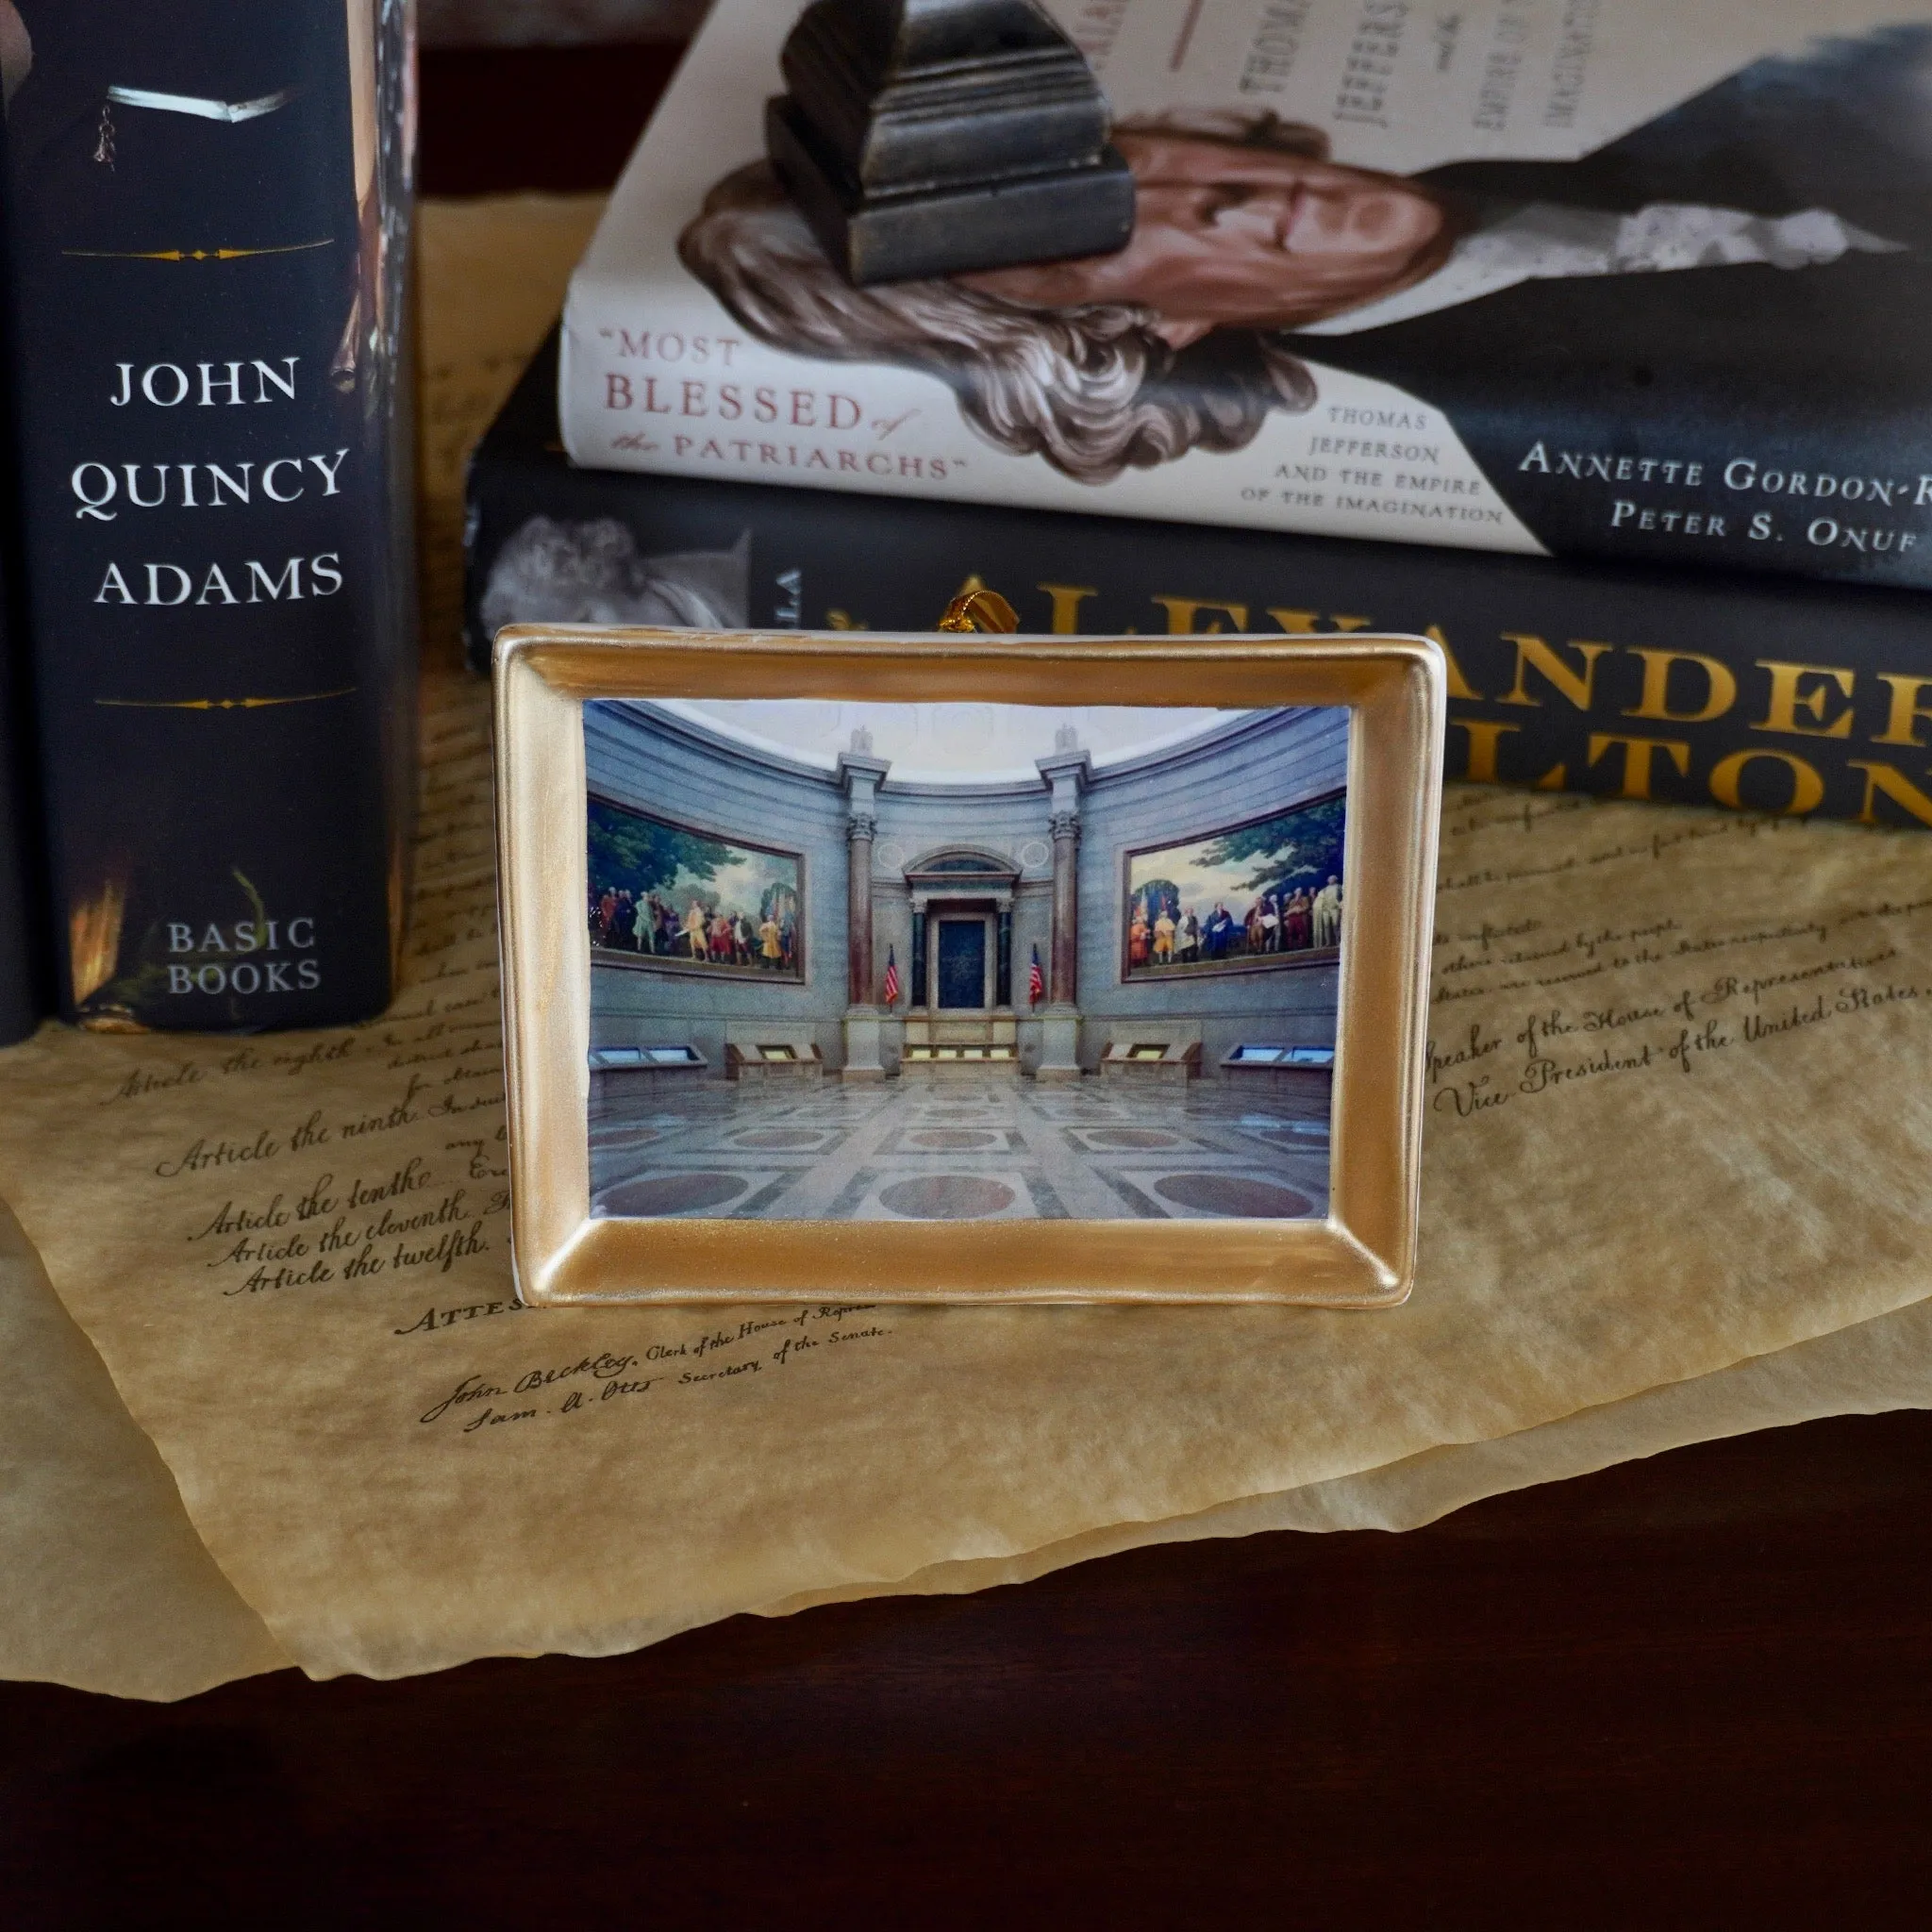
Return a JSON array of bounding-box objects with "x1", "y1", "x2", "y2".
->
[{"x1": 494, "y1": 625, "x2": 1445, "y2": 1308}]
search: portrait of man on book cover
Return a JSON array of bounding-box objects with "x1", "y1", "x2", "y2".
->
[{"x1": 678, "y1": 22, "x2": 1932, "y2": 552}]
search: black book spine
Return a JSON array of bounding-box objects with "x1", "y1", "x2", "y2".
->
[
  {"x1": 3, "y1": 0, "x2": 417, "y2": 1032},
  {"x1": 0, "y1": 554, "x2": 46, "y2": 1046},
  {"x1": 0, "y1": 151, "x2": 53, "y2": 1048},
  {"x1": 472, "y1": 333, "x2": 1932, "y2": 832}
]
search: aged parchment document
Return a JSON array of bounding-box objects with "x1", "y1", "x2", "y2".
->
[
  {"x1": 5, "y1": 694, "x2": 1932, "y2": 1681},
  {"x1": 0, "y1": 1200, "x2": 287, "y2": 1696},
  {"x1": 782, "y1": 1292, "x2": 1932, "y2": 1616},
  {"x1": 0, "y1": 196, "x2": 606, "y2": 1701},
  {"x1": 4, "y1": 193, "x2": 1932, "y2": 1693}
]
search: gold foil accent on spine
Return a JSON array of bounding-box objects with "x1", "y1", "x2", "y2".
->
[
  {"x1": 95, "y1": 688, "x2": 356, "y2": 711},
  {"x1": 62, "y1": 239, "x2": 333, "y2": 262}
]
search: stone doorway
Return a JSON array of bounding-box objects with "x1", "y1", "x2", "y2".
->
[
  {"x1": 936, "y1": 918, "x2": 989, "y2": 1010},
  {"x1": 901, "y1": 853, "x2": 1023, "y2": 1071}
]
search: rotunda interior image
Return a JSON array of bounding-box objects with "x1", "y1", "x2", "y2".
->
[{"x1": 583, "y1": 695, "x2": 1347, "y2": 1225}]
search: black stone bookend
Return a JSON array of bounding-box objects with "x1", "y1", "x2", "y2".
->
[{"x1": 766, "y1": 0, "x2": 1135, "y2": 285}]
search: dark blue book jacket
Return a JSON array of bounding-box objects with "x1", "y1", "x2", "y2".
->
[{"x1": 4, "y1": 0, "x2": 416, "y2": 1030}]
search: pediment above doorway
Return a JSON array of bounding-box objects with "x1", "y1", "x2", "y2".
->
[
  {"x1": 902, "y1": 847, "x2": 1020, "y2": 891},
  {"x1": 902, "y1": 849, "x2": 1022, "y2": 914}
]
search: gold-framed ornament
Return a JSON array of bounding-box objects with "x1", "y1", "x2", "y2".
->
[{"x1": 494, "y1": 622, "x2": 1444, "y2": 1307}]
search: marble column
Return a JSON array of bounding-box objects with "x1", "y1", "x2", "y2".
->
[
  {"x1": 1047, "y1": 807, "x2": 1079, "y2": 1005},
  {"x1": 1033, "y1": 735, "x2": 1091, "y2": 1082},
  {"x1": 837, "y1": 739, "x2": 892, "y2": 1081},
  {"x1": 846, "y1": 808, "x2": 876, "y2": 1007}
]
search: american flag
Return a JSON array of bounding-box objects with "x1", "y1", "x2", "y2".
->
[
  {"x1": 1028, "y1": 945, "x2": 1044, "y2": 1005},
  {"x1": 882, "y1": 946, "x2": 899, "y2": 1006}
]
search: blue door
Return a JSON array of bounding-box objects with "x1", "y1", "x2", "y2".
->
[{"x1": 936, "y1": 921, "x2": 987, "y2": 1008}]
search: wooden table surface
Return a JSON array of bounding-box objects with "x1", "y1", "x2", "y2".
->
[
  {"x1": 8, "y1": 1411, "x2": 1932, "y2": 1924},
  {"x1": 8, "y1": 47, "x2": 1931, "y2": 1926}
]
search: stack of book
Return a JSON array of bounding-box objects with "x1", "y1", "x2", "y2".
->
[
  {"x1": 0, "y1": 1, "x2": 419, "y2": 1046},
  {"x1": 467, "y1": 0, "x2": 1932, "y2": 837}
]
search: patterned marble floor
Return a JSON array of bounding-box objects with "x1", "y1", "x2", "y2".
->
[{"x1": 589, "y1": 1073, "x2": 1332, "y2": 1223}]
